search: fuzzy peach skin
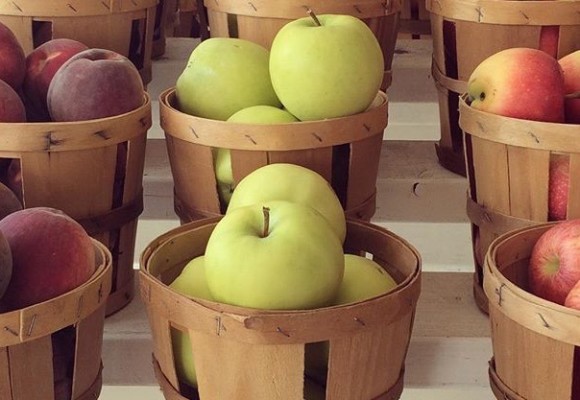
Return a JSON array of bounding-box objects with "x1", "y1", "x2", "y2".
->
[
  {"x1": 47, "y1": 48, "x2": 144, "y2": 122},
  {"x1": 467, "y1": 48, "x2": 566, "y2": 123},
  {"x1": 558, "y1": 50, "x2": 580, "y2": 124},
  {"x1": 0, "y1": 79, "x2": 26, "y2": 122},
  {"x1": 22, "y1": 38, "x2": 88, "y2": 121},
  {"x1": 0, "y1": 207, "x2": 96, "y2": 310},
  {"x1": 0, "y1": 22, "x2": 25, "y2": 91}
]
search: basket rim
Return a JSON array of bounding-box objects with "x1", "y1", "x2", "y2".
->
[
  {"x1": 483, "y1": 222, "x2": 580, "y2": 345},
  {"x1": 426, "y1": 0, "x2": 580, "y2": 25},
  {"x1": 158, "y1": 87, "x2": 389, "y2": 151},
  {"x1": 139, "y1": 217, "x2": 422, "y2": 344},
  {"x1": 203, "y1": 0, "x2": 403, "y2": 18},
  {"x1": 0, "y1": 238, "x2": 113, "y2": 346},
  {"x1": 458, "y1": 96, "x2": 580, "y2": 153},
  {"x1": 0, "y1": 0, "x2": 158, "y2": 17},
  {"x1": 0, "y1": 92, "x2": 152, "y2": 153}
]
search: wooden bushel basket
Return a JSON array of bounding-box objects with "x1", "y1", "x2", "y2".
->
[
  {"x1": 0, "y1": 0, "x2": 159, "y2": 85},
  {"x1": 484, "y1": 222, "x2": 580, "y2": 400},
  {"x1": 398, "y1": 0, "x2": 430, "y2": 39},
  {"x1": 139, "y1": 217, "x2": 421, "y2": 400},
  {"x1": 0, "y1": 94, "x2": 152, "y2": 316},
  {"x1": 0, "y1": 239, "x2": 112, "y2": 400},
  {"x1": 159, "y1": 88, "x2": 388, "y2": 224},
  {"x1": 199, "y1": 0, "x2": 402, "y2": 91},
  {"x1": 152, "y1": 0, "x2": 179, "y2": 59},
  {"x1": 426, "y1": 0, "x2": 580, "y2": 176},
  {"x1": 459, "y1": 97, "x2": 580, "y2": 314}
]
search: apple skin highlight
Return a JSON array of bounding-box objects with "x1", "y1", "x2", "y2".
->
[{"x1": 467, "y1": 48, "x2": 566, "y2": 123}]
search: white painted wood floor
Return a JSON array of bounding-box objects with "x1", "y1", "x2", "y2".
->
[{"x1": 99, "y1": 37, "x2": 495, "y2": 399}]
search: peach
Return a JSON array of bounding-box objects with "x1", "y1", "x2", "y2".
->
[
  {"x1": 0, "y1": 22, "x2": 25, "y2": 91},
  {"x1": 0, "y1": 207, "x2": 96, "y2": 310},
  {"x1": 47, "y1": 48, "x2": 144, "y2": 122},
  {"x1": 0, "y1": 79, "x2": 26, "y2": 122},
  {"x1": 22, "y1": 38, "x2": 89, "y2": 122},
  {"x1": 558, "y1": 50, "x2": 580, "y2": 124},
  {"x1": 467, "y1": 48, "x2": 566, "y2": 123},
  {"x1": 0, "y1": 230, "x2": 12, "y2": 301}
]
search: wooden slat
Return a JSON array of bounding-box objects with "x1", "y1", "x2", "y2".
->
[
  {"x1": 235, "y1": 14, "x2": 288, "y2": 49},
  {"x1": 346, "y1": 133, "x2": 383, "y2": 212},
  {"x1": 267, "y1": 148, "x2": 333, "y2": 184},
  {"x1": 9, "y1": 336, "x2": 55, "y2": 400}
]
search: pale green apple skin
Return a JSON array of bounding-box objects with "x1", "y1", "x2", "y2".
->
[
  {"x1": 269, "y1": 14, "x2": 384, "y2": 121},
  {"x1": 305, "y1": 254, "x2": 397, "y2": 380},
  {"x1": 169, "y1": 256, "x2": 213, "y2": 388},
  {"x1": 466, "y1": 48, "x2": 566, "y2": 122},
  {"x1": 175, "y1": 38, "x2": 281, "y2": 121},
  {"x1": 214, "y1": 106, "x2": 299, "y2": 189},
  {"x1": 204, "y1": 201, "x2": 345, "y2": 310},
  {"x1": 226, "y1": 163, "x2": 346, "y2": 243}
]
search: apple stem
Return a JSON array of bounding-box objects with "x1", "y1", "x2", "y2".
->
[
  {"x1": 565, "y1": 91, "x2": 580, "y2": 100},
  {"x1": 306, "y1": 8, "x2": 322, "y2": 26},
  {"x1": 262, "y1": 206, "x2": 270, "y2": 238}
]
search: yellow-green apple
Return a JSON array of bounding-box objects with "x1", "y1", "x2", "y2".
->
[
  {"x1": 47, "y1": 48, "x2": 144, "y2": 122},
  {"x1": 175, "y1": 38, "x2": 281, "y2": 121},
  {"x1": 214, "y1": 106, "x2": 299, "y2": 206},
  {"x1": 269, "y1": 13, "x2": 384, "y2": 121},
  {"x1": 226, "y1": 163, "x2": 346, "y2": 242},
  {"x1": 205, "y1": 201, "x2": 345, "y2": 310},
  {"x1": 0, "y1": 207, "x2": 96, "y2": 310},
  {"x1": 0, "y1": 79, "x2": 26, "y2": 122},
  {"x1": 333, "y1": 254, "x2": 398, "y2": 305},
  {"x1": 305, "y1": 254, "x2": 398, "y2": 381},
  {"x1": 529, "y1": 220, "x2": 580, "y2": 305},
  {"x1": 169, "y1": 255, "x2": 213, "y2": 389},
  {"x1": 558, "y1": 50, "x2": 580, "y2": 124},
  {"x1": 22, "y1": 38, "x2": 88, "y2": 121},
  {"x1": 467, "y1": 48, "x2": 566, "y2": 123},
  {"x1": 0, "y1": 22, "x2": 25, "y2": 91},
  {"x1": 548, "y1": 154, "x2": 569, "y2": 221}
]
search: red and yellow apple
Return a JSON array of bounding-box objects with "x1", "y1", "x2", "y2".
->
[
  {"x1": 529, "y1": 220, "x2": 580, "y2": 305},
  {"x1": 548, "y1": 154, "x2": 569, "y2": 221},
  {"x1": 467, "y1": 48, "x2": 566, "y2": 123},
  {"x1": 558, "y1": 50, "x2": 580, "y2": 124},
  {"x1": 0, "y1": 207, "x2": 96, "y2": 310},
  {"x1": 47, "y1": 48, "x2": 144, "y2": 122}
]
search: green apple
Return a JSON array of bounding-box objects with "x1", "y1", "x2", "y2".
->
[
  {"x1": 175, "y1": 37, "x2": 281, "y2": 120},
  {"x1": 305, "y1": 254, "x2": 397, "y2": 382},
  {"x1": 334, "y1": 254, "x2": 397, "y2": 305},
  {"x1": 169, "y1": 255, "x2": 213, "y2": 388},
  {"x1": 204, "y1": 200, "x2": 345, "y2": 310},
  {"x1": 269, "y1": 13, "x2": 384, "y2": 121},
  {"x1": 226, "y1": 163, "x2": 346, "y2": 243},
  {"x1": 213, "y1": 106, "x2": 299, "y2": 207}
]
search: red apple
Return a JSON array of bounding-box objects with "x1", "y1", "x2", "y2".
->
[
  {"x1": 538, "y1": 26, "x2": 559, "y2": 59},
  {"x1": 564, "y1": 278, "x2": 580, "y2": 310},
  {"x1": 0, "y1": 79, "x2": 26, "y2": 122},
  {"x1": 558, "y1": 50, "x2": 580, "y2": 124},
  {"x1": 0, "y1": 22, "x2": 25, "y2": 91},
  {"x1": 467, "y1": 48, "x2": 566, "y2": 123},
  {"x1": 22, "y1": 38, "x2": 89, "y2": 121},
  {"x1": 548, "y1": 154, "x2": 569, "y2": 221},
  {"x1": 47, "y1": 48, "x2": 144, "y2": 122},
  {"x1": 0, "y1": 207, "x2": 96, "y2": 310},
  {"x1": 529, "y1": 219, "x2": 580, "y2": 305}
]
